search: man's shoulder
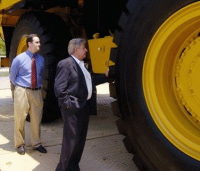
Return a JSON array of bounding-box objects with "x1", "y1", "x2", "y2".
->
[
  {"x1": 14, "y1": 52, "x2": 26, "y2": 61},
  {"x1": 18, "y1": 51, "x2": 26, "y2": 57},
  {"x1": 59, "y1": 56, "x2": 74, "y2": 65}
]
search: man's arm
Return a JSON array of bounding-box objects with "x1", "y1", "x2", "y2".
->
[
  {"x1": 92, "y1": 68, "x2": 109, "y2": 86},
  {"x1": 54, "y1": 60, "x2": 71, "y2": 108},
  {"x1": 9, "y1": 58, "x2": 19, "y2": 86}
]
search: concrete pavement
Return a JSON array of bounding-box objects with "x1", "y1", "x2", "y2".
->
[{"x1": 0, "y1": 67, "x2": 139, "y2": 171}]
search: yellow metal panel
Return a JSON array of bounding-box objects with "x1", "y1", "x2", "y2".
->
[
  {"x1": 88, "y1": 36, "x2": 116, "y2": 74},
  {"x1": 0, "y1": 26, "x2": 4, "y2": 40},
  {"x1": 0, "y1": 0, "x2": 22, "y2": 11},
  {"x1": 1, "y1": 57, "x2": 9, "y2": 67},
  {"x1": 1, "y1": 14, "x2": 19, "y2": 26}
]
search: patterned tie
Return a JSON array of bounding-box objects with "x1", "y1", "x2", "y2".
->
[{"x1": 31, "y1": 55, "x2": 37, "y2": 88}]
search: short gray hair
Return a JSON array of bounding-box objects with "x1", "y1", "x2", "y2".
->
[{"x1": 68, "y1": 38, "x2": 86, "y2": 55}]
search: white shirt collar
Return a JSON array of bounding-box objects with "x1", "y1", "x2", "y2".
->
[{"x1": 71, "y1": 55, "x2": 82, "y2": 65}]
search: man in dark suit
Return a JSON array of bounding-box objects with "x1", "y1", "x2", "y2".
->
[{"x1": 54, "y1": 38, "x2": 109, "y2": 171}]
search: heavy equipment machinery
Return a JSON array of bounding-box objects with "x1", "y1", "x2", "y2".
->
[{"x1": 0, "y1": 0, "x2": 200, "y2": 170}]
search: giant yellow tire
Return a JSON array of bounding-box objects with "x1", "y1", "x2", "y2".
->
[{"x1": 112, "y1": 0, "x2": 200, "y2": 170}]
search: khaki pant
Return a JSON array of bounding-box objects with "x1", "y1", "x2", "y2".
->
[{"x1": 14, "y1": 86, "x2": 43, "y2": 148}]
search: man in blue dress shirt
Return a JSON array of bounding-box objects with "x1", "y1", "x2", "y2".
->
[{"x1": 9, "y1": 34, "x2": 47, "y2": 155}]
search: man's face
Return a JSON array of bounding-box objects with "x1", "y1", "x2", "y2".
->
[
  {"x1": 28, "y1": 36, "x2": 40, "y2": 53},
  {"x1": 75, "y1": 43, "x2": 87, "y2": 60}
]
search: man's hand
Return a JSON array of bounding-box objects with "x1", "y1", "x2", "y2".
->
[{"x1": 105, "y1": 68, "x2": 109, "y2": 77}]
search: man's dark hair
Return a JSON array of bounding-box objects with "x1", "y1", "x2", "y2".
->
[{"x1": 26, "y1": 34, "x2": 39, "y2": 47}]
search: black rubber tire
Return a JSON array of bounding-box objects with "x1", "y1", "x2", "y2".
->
[
  {"x1": 9, "y1": 12, "x2": 71, "y2": 122},
  {"x1": 111, "y1": 0, "x2": 200, "y2": 170}
]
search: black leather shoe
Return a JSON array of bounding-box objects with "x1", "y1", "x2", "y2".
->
[
  {"x1": 17, "y1": 145, "x2": 25, "y2": 155},
  {"x1": 33, "y1": 145, "x2": 47, "y2": 153}
]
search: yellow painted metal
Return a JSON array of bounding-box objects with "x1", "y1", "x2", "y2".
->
[
  {"x1": 17, "y1": 36, "x2": 27, "y2": 55},
  {"x1": 0, "y1": 26, "x2": 4, "y2": 40},
  {"x1": 1, "y1": 57, "x2": 9, "y2": 67},
  {"x1": 143, "y1": 2, "x2": 200, "y2": 160},
  {"x1": 0, "y1": 13, "x2": 21, "y2": 41},
  {"x1": 177, "y1": 38, "x2": 200, "y2": 122},
  {"x1": 1, "y1": 14, "x2": 20, "y2": 26},
  {"x1": 0, "y1": 0, "x2": 23, "y2": 39},
  {"x1": 88, "y1": 35, "x2": 116, "y2": 73},
  {"x1": 0, "y1": 0, "x2": 22, "y2": 11}
]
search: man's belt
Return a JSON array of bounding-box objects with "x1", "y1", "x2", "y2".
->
[{"x1": 19, "y1": 86, "x2": 41, "y2": 90}]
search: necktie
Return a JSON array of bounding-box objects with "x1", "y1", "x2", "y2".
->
[{"x1": 31, "y1": 55, "x2": 37, "y2": 88}]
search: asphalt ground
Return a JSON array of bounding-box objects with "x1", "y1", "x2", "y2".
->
[{"x1": 0, "y1": 67, "x2": 139, "y2": 171}]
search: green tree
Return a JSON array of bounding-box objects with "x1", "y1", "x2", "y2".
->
[{"x1": 0, "y1": 39, "x2": 6, "y2": 55}]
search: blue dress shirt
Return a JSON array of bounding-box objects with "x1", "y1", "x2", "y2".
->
[{"x1": 9, "y1": 50, "x2": 44, "y2": 88}]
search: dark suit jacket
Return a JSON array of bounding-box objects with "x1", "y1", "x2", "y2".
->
[{"x1": 54, "y1": 56, "x2": 108, "y2": 114}]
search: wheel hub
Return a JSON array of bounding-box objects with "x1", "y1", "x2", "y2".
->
[{"x1": 176, "y1": 37, "x2": 200, "y2": 125}]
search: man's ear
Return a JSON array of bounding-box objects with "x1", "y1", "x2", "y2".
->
[
  {"x1": 27, "y1": 42, "x2": 31, "y2": 47},
  {"x1": 74, "y1": 47, "x2": 79, "y2": 54}
]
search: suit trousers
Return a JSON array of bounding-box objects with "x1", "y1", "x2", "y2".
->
[
  {"x1": 56, "y1": 100, "x2": 90, "y2": 171},
  {"x1": 14, "y1": 86, "x2": 43, "y2": 148}
]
